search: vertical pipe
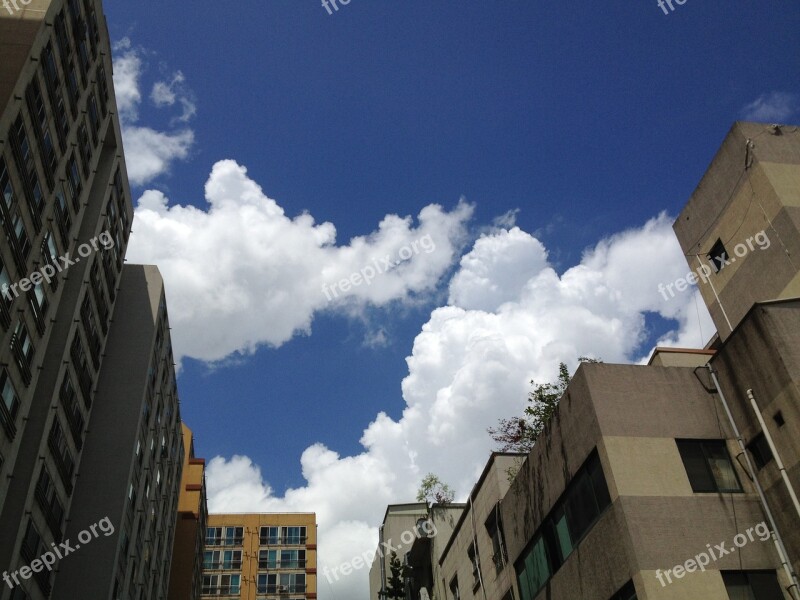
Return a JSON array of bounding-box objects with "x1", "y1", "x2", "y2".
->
[
  {"x1": 747, "y1": 389, "x2": 800, "y2": 521},
  {"x1": 707, "y1": 365, "x2": 800, "y2": 599}
]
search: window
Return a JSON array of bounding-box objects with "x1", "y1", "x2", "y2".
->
[
  {"x1": 66, "y1": 153, "x2": 82, "y2": 208},
  {"x1": 257, "y1": 574, "x2": 277, "y2": 594},
  {"x1": 206, "y1": 527, "x2": 223, "y2": 546},
  {"x1": 677, "y1": 440, "x2": 742, "y2": 493},
  {"x1": 609, "y1": 580, "x2": 637, "y2": 600},
  {"x1": 259, "y1": 526, "x2": 278, "y2": 545},
  {"x1": 486, "y1": 505, "x2": 508, "y2": 573},
  {"x1": 515, "y1": 450, "x2": 611, "y2": 599},
  {"x1": 279, "y1": 573, "x2": 305, "y2": 593},
  {"x1": 204, "y1": 550, "x2": 242, "y2": 570},
  {"x1": 283, "y1": 526, "x2": 306, "y2": 544},
  {"x1": 517, "y1": 535, "x2": 550, "y2": 600},
  {"x1": 11, "y1": 320, "x2": 35, "y2": 384},
  {"x1": 259, "y1": 549, "x2": 278, "y2": 569},
  {"x1": 773, "y1": 412, "x2": 785, "y2": 428},
  {"x1": 280, "y1": 549, "x2": 306, "y2": 569},
  {"x1": 0, "y1": 368, "x2": 20, "y2": 439},
  {"x1": 723, "y1": 571, "x2": 785, "y2": 600},
  {"x1": 709, "y1": 238, "x2": 730, "y2": 273},
  {"x1": 224, "y1": 526, "x2": 243, "y2": 546},
  {"x1": 468, "y1": 543, "x2": 481, "y2": 588},
  {"x1": 449, "y1": 575, "x2": 460, "y2": 600},
  {"x1": 202, "y1": 574, "x2": 240, "y2": 595},
  {"x1": 48, "y1": 419, "x2": 74, "y2": 492},
  {"x1": 747, "y1": 433, "x2": 774, "y2": 470},
  {"x1": 35, "y1": 466, "x2": 64, "y2": 538}
]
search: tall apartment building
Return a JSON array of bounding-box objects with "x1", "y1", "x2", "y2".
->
[
  {"x1": 168, "y1": 424, "x2": 209, "y2": 600},
  {"x1": 375, "y1": 122, "x2": 800, "y2": 600},
  {"x1": 0, "y1": 2, "x2": 188, "y2": 600},
  {"x1": 201, "y1": 513, "x2": 318, "y2": 600}
]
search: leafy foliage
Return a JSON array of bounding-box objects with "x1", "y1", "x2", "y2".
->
[
  {"x1": 416, "y1": 473, "x2": 455, "y2": 505},
  {"x1": 488, "y1": 357, "x2": 601, "y2": 453},
  {"x1": 386, "y1": 551, "x2": 406, "y2": 600}
]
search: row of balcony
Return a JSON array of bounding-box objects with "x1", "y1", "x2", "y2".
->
[
  {"x1": 204, "y1": 560, "x2": 307, "y2": 571},
  {"x1": 206, "y1": 537, "x2": 308, "y2": 547}
]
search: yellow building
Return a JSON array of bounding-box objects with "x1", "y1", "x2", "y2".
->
[
  {"x1": 169, "y1": 424, "x2": 209, "y2": 600},
  {"x1": 202, "y1": 513, "x2": 318, "y2": 600}
]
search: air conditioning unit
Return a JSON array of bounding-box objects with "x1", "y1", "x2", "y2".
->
[{"x1": 278, "y1": 585, "x2": 288, "y2": 593}]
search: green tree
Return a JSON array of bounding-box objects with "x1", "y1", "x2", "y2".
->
[
  {"x1": 416, "y1": 473, "x2": 455, "y2": 505},
  {"x1": 488, "y1": 358, "x2": 601, "y2": 452},
  {"x1": 386, "y1": 551, "x2": 406, "y2": 600}
]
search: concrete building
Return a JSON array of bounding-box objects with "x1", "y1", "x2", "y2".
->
[
  {"x1": 498, "y1": 122, "x2": 800, "y2": 600},
  {"x1": 50, "y1": 265, "x2": 184, "y2": 600},
  {"x1": 168, "y1": 424, "x2": 209, "y2": 600},
  {"x1": 438, "y1": 454, "x2": 524, "y2": 600},
  {"x1": 0, "y1": 0, "x2": 136, "y2": 597},
  {"x1": 375, "y1": 122, "x2": 800, "y2": 600},
  {"x1": 1, "y1": 2, "x2": 191, "y2": 600},
  {"x1": 368, "y1": 502, "x2": 466, "y2": 600},
  {"x1": 201, "y1": 513, "x2": 318, "y2": 600},
  {"x1": 673, "y1": 121, "x2": 800, "y2": 341}
]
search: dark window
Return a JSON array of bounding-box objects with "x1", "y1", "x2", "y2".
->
[
  {"x1": 610, "y1": 580, "x2": 637, "y2": 600},
  {"x1": 723, "y1": 571, "x2": 785, "y2": 600},
  {"x1": 0, "y1": 368, "x2": 20, "y2": 440},
  {"x1": 260, "y1": 526, "x2": 279, "y2": 545},
  {"x1": 677, "y1": 440, "x2": 742, "y2": 493},
  {"x1": 468, "y1": 543, "x2": 481, "y2": 589},
  {"x1": 773, "y1": 412, "x2": 785, "y2": 428},
  {"x1": 449, "y1": 576, "x2": 460, "y2": 600},
  {"x1": 11, "y1": 320, "x2": 35, "y2": 385},
  {"x1": 516, "y1": 450, "x2": 611, "y2": 599},
  {"x1": 485, "y1": 505, "x2": 508, "y2": 573},
  {"x1": 747, "y1": 433, "x2": 774, "y2": 470},
  {"x1": 708, "y1": 238, "x2": 730, "y2": 273}
]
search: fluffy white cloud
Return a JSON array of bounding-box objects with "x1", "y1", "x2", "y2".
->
[
  {"x1": 203, "y1": 212, "x2": 715, "y2": 600},
  {"x1": 741, "y1": 92, "x2": 799, "y2": 123},
  {"x1": 112, "y1": 39, "x2": 195, "y2": 186},
  {"x1": 126, "y1": 160, "x2": 473, "y2": 364}
]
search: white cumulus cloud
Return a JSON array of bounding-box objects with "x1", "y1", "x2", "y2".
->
[{"x1": 112, "y1": 38, "x2": 195, "y2": 186}]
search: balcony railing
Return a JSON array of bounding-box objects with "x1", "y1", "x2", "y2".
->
[
  {"x1": 259, "y1": 537, "x2": 307, "y2": 546},
  {"x1": 0, "y1": 400, "x2": 16, "y2": 440},
  {"x1": 205, "y1": 538, "x2": 243, "y2": 547},
  {"x1": 258, "y1": 560, "x2": 306, "y2": 570},
  {"x1": 34, "y1": 483, "x2": 64, "y2": 541},
  {"x1": 201, "y1": 586, "x2": 240, "y2": 596},
  {"x1": 257, "y1": 585, "x2": 306, "y2": 594},
  {"x1": 10, "y1": 331, "x2": 32, "y2": 385},
  {"x1": 47, "y1": 433, "x2": 74, "y2": 495},
  {"x1": 203, "y1": 561, "x2": 242, "y2": 571}
]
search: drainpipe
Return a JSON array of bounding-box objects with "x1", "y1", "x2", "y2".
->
[
  {"x1": 468, "y1": 494, "x2": 488, "y2": 600},
  {"x1": 747, "y1": 389, "x2": 800, "y2": 521},
  {"x1": 707, "y1": 365, "x2": 800, "y2": 599},
  {"x1": 379, "y1": 525, "x2": 388, "y2": 599}
]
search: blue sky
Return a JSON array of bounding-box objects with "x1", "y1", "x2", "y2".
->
[{"x1": 101, "y1": 1, "x2": 799, "y2": 597}]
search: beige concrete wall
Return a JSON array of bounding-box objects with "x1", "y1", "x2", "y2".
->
[{"x1": 674, "y1": 122, "x2": 800, "y2": 339}]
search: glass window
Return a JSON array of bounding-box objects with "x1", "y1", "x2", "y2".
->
[
  {"x1": 723, "y1": 571, "x2": 784, "y2": 600},
  {"x1": 747, "y1": 433, "x2": 774, "y2": 471},
  {"x1": 677, "y1": 440, "x2": 742, "y2": 493}
]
